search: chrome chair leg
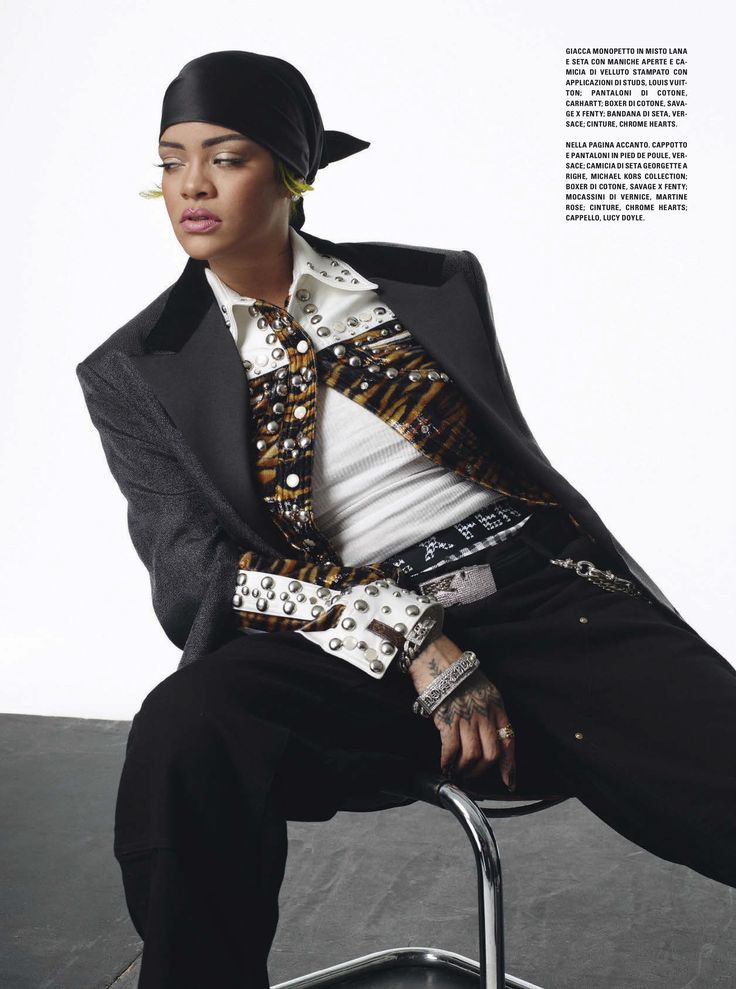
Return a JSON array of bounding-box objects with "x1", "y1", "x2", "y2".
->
[
  {"x1": 437, "y1": 780, "x2": 506, "y2": 989},
  {"x1": 271, "y1": 777, "x2": 548, "y2": 989}
]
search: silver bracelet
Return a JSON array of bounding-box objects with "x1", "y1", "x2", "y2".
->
[
  {"x1": 412, "y1": 650, "x2": 480, "y2": 718},
  {"x1": 399, "y1": 615, "x2": 442, "y2": 673}
]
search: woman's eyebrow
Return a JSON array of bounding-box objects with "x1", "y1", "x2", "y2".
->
[{"x1": 158, "y1": 133, "x2": 250, "y2": 150}]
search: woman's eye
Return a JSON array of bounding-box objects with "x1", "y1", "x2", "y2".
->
[{"x1": 156, "y1": 158, "x2": 243, "y2": 170}]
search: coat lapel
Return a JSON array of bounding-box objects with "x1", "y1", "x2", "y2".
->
[{"x1": 128, "y1": 232, "x2": 503, "y2": 550}]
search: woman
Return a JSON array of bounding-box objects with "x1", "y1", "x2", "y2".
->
[{"x1": 76, "y1": 51, "x2": 736, "y2": 988}]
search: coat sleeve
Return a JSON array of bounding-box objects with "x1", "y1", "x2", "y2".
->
[
  {"x1": 462, "y1": 250, "x2": 553, "y2": 467},
  {"x1": 75, "y1": 360, "x2": 415, "y2": 657}
]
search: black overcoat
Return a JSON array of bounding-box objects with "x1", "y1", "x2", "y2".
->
[{"x1": 76, "y1": 229, "x2": 689, "y2": 669}]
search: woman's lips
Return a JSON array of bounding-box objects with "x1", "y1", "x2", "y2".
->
[{"x1": 181, "y1": 217, "x2": 222, "y2": 233}]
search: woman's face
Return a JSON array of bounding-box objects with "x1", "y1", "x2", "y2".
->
[{"x1": 158, "y1": 120, "x2": 291, "y2": 262}]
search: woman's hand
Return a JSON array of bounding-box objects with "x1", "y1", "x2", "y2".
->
[{"x1": 409, "y1": 634, "x2": 516, "y2": 790}]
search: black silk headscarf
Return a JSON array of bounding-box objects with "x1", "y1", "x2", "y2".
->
[{"x1": 159, "y1": 50, "x2": 370, "y2": 229}]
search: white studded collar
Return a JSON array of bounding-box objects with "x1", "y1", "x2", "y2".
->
[{"x1": 204, "y1": 226, "x2": 378, "y2": 314}]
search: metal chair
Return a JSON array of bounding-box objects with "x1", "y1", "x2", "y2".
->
[{"x1": 271, "y1": 760, "x2": 570, "y2": 989}]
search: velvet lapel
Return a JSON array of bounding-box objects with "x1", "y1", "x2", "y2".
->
[{"x1": 128, "y1": 232, "x2": 500, "y2": 548}]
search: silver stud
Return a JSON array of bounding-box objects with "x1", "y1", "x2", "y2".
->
[
  {"x1": 294, "y1": 405, "x2": 307, "y2": 419},
  {"x1": 276, "y1": 384, "x2": 288, "y2": 395},
  {"x1": 385, "y1": 368, "x2": 399, "y2": 378},
  {"x1": 260, "y1": 575, "x2": 274, "y2": 589},
  {"x1": 256, "y1": 598, "x2": 268, "y2": 612},
  {"x1": 311, "y1": 605, "x2": 324, "y2": 617},
  {"x1": 354, "y1": 599, "x2": 369, "y2": 612},
  {"x1": 360, "y1": 381, "x2": 370, "y2": 390},
  {"x1": 286, "y1": 473, "x2": 300, "y2": 488},
  {"x1": 296, "y1": 288, "x2": 311, "y2": 301},
  {"x1": 272, "y1": 348, "x2": 285, "y2": 360},
  {"x1": 408, "y1": 371, "x2": 422, "y2": 381},
  {"x1": 333, "y1": 344, "x2": 346, "y2": 357},
  {"x1": 440, "y1": 372, "x2": 449, "y2": 381},
  {"x1": 298, "y1": 508, "x2": 308, "y2": 520},
  {"x1": 288, "y1": 580, "x2": 303, "y2": 592},
  {"x1": 266, "y1": 421, "x2": 280, "y2": 433},
  {"x1": 369, "y1": 658, "x2": 385, "y2": 673},
  {"x1": 283, "y1": 438, "x2": 296, "y2": 450},
  {"x1": 310, "y1": 314, "x2": 322, "y2": 324},
  {"x1": 329, "y1": 638, "x2": 342, "y2": 650},
  {"x1": 316, "y1": 326, "x2": 331, "y2": 336},
  {"x1": 272, "y1": 402, "x2": 285, "y2": 415},
  {"x1": 249, "y1": 305, "x2": 259, "y2": 317},
  {"x1": 405, "y1": 605, "x2": 420, "y2": 616},
  {"x1": 297, "y1": 435, "x2": 311, "y2": 448},
  {"x1": 393, "y1": 622, "x2": 407, "y2": 634},
  {"x1": 256, "y1": 439, "x2": 267, "y2": 451},
  {"x1": 380, "y1": 605, "x2": 392, "y2": 614},
  {"x1": 341, "y1": 617, "x2": 357, "y2": 630},
  {"x1": 273, "y1": 318, "x2": 283, "y2": 329},
  {"x1": 277, "y1": 368, "x2": 288, "y2": 379},
  {"x1": 303, "y1": 303, "x2": 317, "y2": 313},
  {"x1": 266, "y1": 333, "x2": 277, "y2": 344},
  {"x1": 232, "y1": 593, "x2": 242, "y2": 607},
  {"x1": 297, "y1": 340, "x2": 309, "y2": 353},
  {"x1": 427, "y1": 370, "x2": 440, "y2": 381},
  {"x1": 257, "y1": 317, "x2": 267, "y2": 329},
  {"x1": 347, "y1": 316, "x2": 360, "y2": 327},
  {"x1": 364, "y1": 586, "x2": 379, "y2": 596},
  {"x1": 348, "y1": 356, "x2": 362, "y2": 367},
  {"x1": 380, "y1": 642, "x2": 394, "y2": 655},
  {"x1": 283, "y1": 601, "x2": 296, "y2": 614},
  {"x1": 236, "y1": 573, "x2": 247, "y2": 586}
]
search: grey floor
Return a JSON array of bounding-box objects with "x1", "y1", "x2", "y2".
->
[{"x1": 1, "y1": 713, "x2": 734, "y2": 989}]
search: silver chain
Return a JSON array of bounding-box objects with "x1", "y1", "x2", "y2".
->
[{"x1": 549, "y1": 557, "x2": 652, "y2": 602}]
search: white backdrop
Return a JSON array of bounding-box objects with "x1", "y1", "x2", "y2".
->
[{"x1": 1, "y1": 0, "x2": 733, "y2": 719}]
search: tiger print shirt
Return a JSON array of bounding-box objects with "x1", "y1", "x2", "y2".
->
[{"x1": 205, "y1": 230, "x2": 560, "y2": 635}]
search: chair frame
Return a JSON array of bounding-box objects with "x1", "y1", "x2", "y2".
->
[{"x1": 271, "y1": 772, "x2": 569, "y2": 989}]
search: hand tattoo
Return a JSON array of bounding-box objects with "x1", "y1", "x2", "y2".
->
[{"x1": 429, "y1": 663, "x2": 504, "y2": 727}]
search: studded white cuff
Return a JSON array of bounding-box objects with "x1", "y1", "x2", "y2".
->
[{"x1": 232, "y1": 569, "x2": 444, "y2": 679}]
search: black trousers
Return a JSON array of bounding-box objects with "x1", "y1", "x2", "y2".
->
[{"x1": 113, "y1": 516, "x2": 736, "y2": 988}]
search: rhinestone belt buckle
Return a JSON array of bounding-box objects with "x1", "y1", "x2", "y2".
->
[
  {"x1": 549, "y1": 557, "x2": 650, "y2": 602},
  {"x1": 418, "y1": 564, "x2": 497, "y2": 608}
]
